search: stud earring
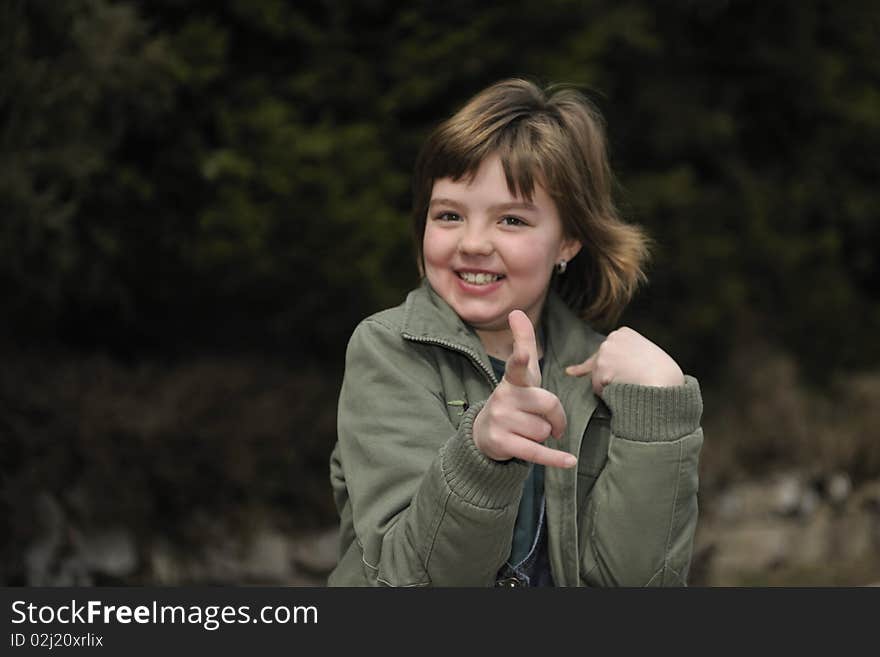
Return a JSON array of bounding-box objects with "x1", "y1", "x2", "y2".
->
[{"x1": 555, "y1": 260, "x2": 567, "y2": 274}]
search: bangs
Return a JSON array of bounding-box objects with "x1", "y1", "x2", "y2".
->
[{"x1": 423, "y1": 111, "x2": 562, "y2": 204}]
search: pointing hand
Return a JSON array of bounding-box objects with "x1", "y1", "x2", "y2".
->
[{"x1": 472, "y1": 310, "x2": 576, "y2": 469}]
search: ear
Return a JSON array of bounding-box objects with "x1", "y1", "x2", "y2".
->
[{"x1": 559, "y1": 238, "x2": 582, "y2": 263}]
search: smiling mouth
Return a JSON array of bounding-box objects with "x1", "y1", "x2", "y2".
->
[{"x1": 457, "y1": 271, "x2": 505, "y2": 285}]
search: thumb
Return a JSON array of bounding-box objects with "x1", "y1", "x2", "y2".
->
[{"x1": 504, "y1": 310, "x2": 540, "y2": 387}]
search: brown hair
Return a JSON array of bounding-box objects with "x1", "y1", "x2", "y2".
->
[{"x1": 412, "y1": 78, "x2": 650, "y2": 328}]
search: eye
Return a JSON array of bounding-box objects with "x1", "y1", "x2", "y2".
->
[
  {"x1": 500, "y1": 215, "x2": 527, "y2": 227},
  {"x1": 434, "y1": 211, "x2": 462, "y2": 222}
]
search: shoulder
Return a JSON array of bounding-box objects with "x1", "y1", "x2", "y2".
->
[
  {"x1": 346, "y1": 297, "x2": 408, "y2": 353},
  {"x1": 344, "y1": 291, "x2": 440, "y2": 380},
  {"x1": 345, "y1": 315, "x2": 404, "y2": 369},
  {"x1": 349, "y1": 282, "x2": 432, "y2": 340},
  {"x1": 346, "y1": 281, "x2": 455, "y2": 352}
]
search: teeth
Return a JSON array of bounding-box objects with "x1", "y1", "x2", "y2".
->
[{"x1": 458, "y1": 272, "x2": 502, "y2": 285}]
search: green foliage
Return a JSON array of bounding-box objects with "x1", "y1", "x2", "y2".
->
[
  {"x1": 0, "y1": 0, "x2": 177, "y2": 336},
  {"x1": 1, "y1": 0, "x2": 878, "y2": 378},
  {"x1": 604, "y1": 2, "x2": 880, "y2": 382},
  {"x1": 2, "y1": 0, "x2": 879, "y2": 587}
]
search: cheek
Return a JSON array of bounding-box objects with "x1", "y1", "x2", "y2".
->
[
  {"x1": 422, "y1": 227, "x2": 452, "y2": 268},
  {"x1": 504, "y1": 239, "x2": 557, "y2": 276}
]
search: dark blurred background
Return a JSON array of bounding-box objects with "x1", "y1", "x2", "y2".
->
[{"x1": 2, "y1": 0, "x2": 878, "y2": 586}]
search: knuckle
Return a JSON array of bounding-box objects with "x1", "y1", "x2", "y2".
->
[
  {"x1": 529, "y1": 419, "x2": 549, "y2": 442},
  {"x1": 541, "y1": 392, "x2": 561, "y2": 415},
  {"x1": 539, "y1": 419, "x2": 552, "y2": 438},
  {"x1": 486, "y1": 431, "x2": 504, "y2": 453},
  {"x1": 555, "y1": 408, "x2": 567, "y2": 428}
]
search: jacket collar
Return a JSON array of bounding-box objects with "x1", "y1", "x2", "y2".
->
[
  {"x1": 401, "y1": 278, "x2": 604, "y2": 380},
  {"x1": 402, "y1": 279, "x2": 488, "y2": 358}
]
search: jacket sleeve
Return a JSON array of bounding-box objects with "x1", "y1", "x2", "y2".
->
[
  {"x1": 335, "y1": 318, "x2": 529, "y2": 586},
  {"x1": 579, "y1": 376, "x2": 704, "y2": 586}
]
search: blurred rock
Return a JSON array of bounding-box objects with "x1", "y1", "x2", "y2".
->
[
  {"x1": 695, "y1": 474, "x2": 880, "y2": 585},
  {"x1": 713, "y1": 481, "x2": 770, "y2": 521},
  {"x1": 712, "y1": 471, "x2": 821, "y2": 522},
  {"x1": 23, "y1": 492, "x2": 99, "y2": 586},
  {"x1": 831, "y1": 510, "x2": 875, "y2": 560},
  {"x1": 72, "y1": 528, "x2": 138, "y2": 578},
  {"x1": 826, "y1": 472, "x2": 851, "y2": 506},
  {"x1": 791, "y1": 505, "x2": 832, "y2": 566},
  {"x1": 705, "y1": 524, "x2": 789, "y2": 578},
  {"x1": 852, "y1": 479, "x2": 880, "y2": 514},
  {"x1": 774, "y1": 473, "x2": 820, "y2": 517},
  {"x1": 239, "y1": 529, "x2": 293, "y2": 582},
  {"x1": 799, "y1": 488, "x2": 820, "y2": 517},
  {"x1": 150, "y1": 539, "x2": 183, "y2": 585},
  {"x1": 291, "y1": 528, "x2": 338, "y2": 576},
  {"x1": 24, "y1": 493, "x2": 66, "y2": 586},
  {"x1": 147, "y1": 523, "x2": 335, "y2": 585},
  {"x1": 774, "y1": 475, "x2": 803, "y2": 517}
]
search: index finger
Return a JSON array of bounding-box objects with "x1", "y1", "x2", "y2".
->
[{"x1": 565, "y1": 353, "x2": 596, "y2": 377}]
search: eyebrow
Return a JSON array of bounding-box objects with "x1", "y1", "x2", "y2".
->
[{"x1": 428, "y1": 198, "x2": 538, "y2": 212}]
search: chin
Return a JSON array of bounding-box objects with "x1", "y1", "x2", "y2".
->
[{"x1": 453, "y1": 306, "x2": 508, "y2": 330}]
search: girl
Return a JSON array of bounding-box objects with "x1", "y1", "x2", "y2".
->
[{"x1": 328, "y1": 79, "x2": 704, "y2": 587}]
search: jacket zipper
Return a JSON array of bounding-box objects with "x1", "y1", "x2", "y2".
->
[{"x1": 402, "y1": 333, "x2": 498, "y2": 388}]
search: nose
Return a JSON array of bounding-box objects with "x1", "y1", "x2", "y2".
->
[{"x1": 458, "y1": 221, "x2": 493, "y2": 256}]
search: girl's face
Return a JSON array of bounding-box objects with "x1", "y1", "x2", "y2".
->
[{"x1": 423, "y1": 154, "x2": 581, "y2": 353}]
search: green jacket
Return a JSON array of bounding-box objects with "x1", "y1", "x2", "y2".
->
[{"x1": 328, "y1": 280, "x2": 704, "y2": 586}]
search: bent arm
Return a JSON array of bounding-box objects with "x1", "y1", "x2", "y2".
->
[
  {"x1": 580, "y1": 376, "x2": 704, "y2": 586},
  {"x1": 334, "y1": 319, "x2": 528, "y2": 586}
]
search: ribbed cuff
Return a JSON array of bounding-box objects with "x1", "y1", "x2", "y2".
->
[
  {"x1": 439, "y1": 401, "x2": 529, "y2": 509},
  {"x1": 602, "y1": 375, "x2": 703, "y2": 442}
]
